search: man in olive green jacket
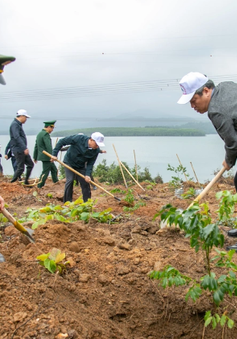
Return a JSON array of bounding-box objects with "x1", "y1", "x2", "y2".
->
[{"x1": 33, "y1": 120, "x2": 59, "y2": 188}]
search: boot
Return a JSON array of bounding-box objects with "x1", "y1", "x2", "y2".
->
[
  {"x1": 226, "y1": 243, "x2": 237, "y2": 252},
  {"x1": 227, "y1": 229, "x2": 237, "y2": 237}
]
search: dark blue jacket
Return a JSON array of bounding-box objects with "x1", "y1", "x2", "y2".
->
[
  {"x1": 10, "y1": 118, "x2": 27, "y2": 153},
  {"x1": 52, "y1": 134, "x2": 100, "y2": 176}
]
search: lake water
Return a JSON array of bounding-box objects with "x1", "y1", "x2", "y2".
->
[{"x1": 0, "y1": 134, "x2": 234, "y2": 184}]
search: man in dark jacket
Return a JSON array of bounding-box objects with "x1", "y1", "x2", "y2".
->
[
  {"x1": 33, "y1": 120, "x2": 58, "y2": 188},
  {"x1": 10, "y1": 109, "x2": 34, "y2": 185},
  {"x1": 51, "y1": 132, "x2": 105, "y2": 203}
]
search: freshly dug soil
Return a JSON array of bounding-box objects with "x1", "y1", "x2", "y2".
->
[{"x1": 0, "y1": 175, "x2": 237, "y2": 339}]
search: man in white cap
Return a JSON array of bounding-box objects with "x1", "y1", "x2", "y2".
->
[
  {"x1": 177, "y1": 72, "x2": 237, "y2": 249},
  {"x1": 9, "y1": 109, "x2": 34, "y2": 185},
  {"x1": 51, "y1": 132, "x2": 105, "y2": 202}
]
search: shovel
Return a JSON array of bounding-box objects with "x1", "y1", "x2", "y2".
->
[
  {"x1": 1, "y1": 207, "x2": 35, "y2": 243},
  {"x1": 160, "y1": 167, "x2": 226, "y2": 228},
  {"x1": 43, "y1": 151, "x2": 121, "y2": 201}
]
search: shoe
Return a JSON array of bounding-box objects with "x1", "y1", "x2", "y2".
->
[
  {"x1": 11, "y1": 178, "x2": 17, "y2": 183},
  {"x1": 226, "y1": 244, "x2": 237, "y2": 252},
  {"x1": 24, "y1": 181, "x2": 30, "y2": 185},
  {"x1": 227, "y1": 229, "x2": 237, "y2": 237}
]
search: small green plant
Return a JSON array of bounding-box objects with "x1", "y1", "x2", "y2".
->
[
  {"x1": 123, "y1": 201, "x2": 146, "y2": 212},
  {"x1": 124, "y1": 189, "x2": 135, "y2": 205},
  {"x1": 151, "y1": 202, "x2": 237, "y2": 331},
  {"x1": 46, "y1": 193, "x2": 53, "y2": 198},
  {"x1": 36, "y1": 248, "x2": 70, "y2": 274},
  {"x1": 144, "y1": 180, "x2": 156, "y2": 190},
  {"x1": 19, "y1": 198, "x2": 114, "y2": 229},
  {"x1": 216, "y1": 190, "x2": 237, "y2": 226},
  {"x1": 167, "y1": 164, "x2": 193, "y2": 188},
  {"x1": 204, "y1": 310, "x2": 234, "y2": 330},
  {"x1": 181, "y1": 187, "x2": 196, "y2": 199},
  {"x1": 0, "y1": 213, "x2": 8, "y2": 224},
  {"x1": 110, "y1": 188, "x2": 126, "y2": 194}
]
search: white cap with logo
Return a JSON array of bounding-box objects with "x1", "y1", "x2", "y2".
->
[
  {"x1": 91, "y1": 132, "x2": 105, "y2": 147},
  {"x1": 177, "y1": 72, "x2": 208, "y2": 104},
  {"x1": 16, "y1": 109, "x2": 31, "y2": 118}
]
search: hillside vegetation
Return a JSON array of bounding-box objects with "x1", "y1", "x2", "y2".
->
[{"x1": 53, "y1": 126, "x2": 205, "y2": 137}]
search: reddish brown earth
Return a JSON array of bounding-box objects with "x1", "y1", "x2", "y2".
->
[{"x1": 0, "y1": 175, "x2": 237, "y2": 339}]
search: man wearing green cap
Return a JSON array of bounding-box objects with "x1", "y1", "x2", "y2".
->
[
  {"x1": 0, "y1": 54, "x2": 16, "y2": 85},
  {"x1": 33, "y1": 121, "x2": 59, "y2": 188}
]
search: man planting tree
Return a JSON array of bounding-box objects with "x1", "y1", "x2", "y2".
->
[{"x1": 177, "y1": 72, "x2": 237, "y2": 250}]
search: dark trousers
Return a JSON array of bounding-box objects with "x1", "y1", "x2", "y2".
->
[
  {"x1": 11, "y1": 152, "x2": 34, "y2": 183},
  {"x1": 11, "y1": 156, "x2": 18, "y2": 172},
  {"x1": 64, "y1": 167, "x2": 91, "y2": 203},
  {"x1": 38, "y1": 161, "x2": 58, "y2": 188}
]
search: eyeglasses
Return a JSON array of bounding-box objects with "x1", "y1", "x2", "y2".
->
[{"x1": 50, "y1": 126, "x2": 54, "y2": 128}]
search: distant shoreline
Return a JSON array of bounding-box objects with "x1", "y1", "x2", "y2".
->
[{"x1": 52, "y1": 127, "x2": 206, "y2": 137}]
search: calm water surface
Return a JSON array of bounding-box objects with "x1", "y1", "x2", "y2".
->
[{"x1": 0, "y1": 134, "x2": 233, "y2": 184}]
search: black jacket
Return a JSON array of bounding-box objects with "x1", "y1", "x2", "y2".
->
[
  {"x1": 9, "y1": 118, "x2": 27, "y2": 153},
  {"x1": 52, "y1": 134, "x2": 100, "y2": 176}
]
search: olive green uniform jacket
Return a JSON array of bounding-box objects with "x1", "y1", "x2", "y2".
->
[{"x1": 33, "y1": 129, "x2": 53, "y2": 161}]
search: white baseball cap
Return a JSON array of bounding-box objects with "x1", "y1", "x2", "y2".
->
[
  {"x1": 91, "y1": 132, "x2": 105, "y2": 147},
  {"x1": 177, "y1": 72, "x2": 209, "y2": 104},
  {"x1": 16, "y1": 109, "x2": 31, "y2": 118}
]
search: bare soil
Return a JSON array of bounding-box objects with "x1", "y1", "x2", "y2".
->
[{"x1": 0, "y1": 175, "x2": 237, "y2": 339}]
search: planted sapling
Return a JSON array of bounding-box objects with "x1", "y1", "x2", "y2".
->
[
  {"x1": 151, "y1": 201, "x2": 237, "y2": 331},
  {"x1": 37, "y1": 248, "x2": 70, "y2": 275}
]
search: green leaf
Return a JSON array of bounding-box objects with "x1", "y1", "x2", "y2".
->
[
  {"x1": 44, "y1": 258, "x2": 57, "y2": 273},
  {"x1": 45, "y1": 214, "x2": 54, "y2": 220},
  {"x1": 204, "y1": 310, "x2": 211, "y2": 320},
  {"x1": 54, "y1": 205, "x2": 63, "y2": 210},
  {"x1": 216, "y1": 191, "x2": 223, "y2": 199},
  {"x1": 218, "y1": 275, "x2": 227, "y2": 283},
  {"x1": 213, "y1": 289, "x2": 224, "y2": 306},
  {"x1": 212, "y1": 316, "x2": 217, "y2": 329},
  {"x1": 205, "y1": 317, "x2": 212, "y2": 327},
  {"x1": 32, "y1": 219, "x2": 46, "y2": 229},
  {"x1": 185, "y1": 286, "x2": 202, "y2": 302},
  {"x1": 227, "y1": 318, "x2": 234, "y2": 329},
  {"x1": 220, "y1": 315, "x2": 227, "y2": 327},
  {"x1": 80, "y1": 212, "x2": 90, "y2": 222},
  {"x1": 215, "y1": 314, "x2": 220, "y2": 323}
]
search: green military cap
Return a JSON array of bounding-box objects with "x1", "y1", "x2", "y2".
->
[
  {"x1": 44, "y1": 120, "x2": 56, "y2": 127},
  {"x1": 0, "y1": 54, "x2": 16, "y2": 85}
]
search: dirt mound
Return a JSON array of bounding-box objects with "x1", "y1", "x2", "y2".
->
[{"x1": 0, "y1": 176, "x2": 237, "y2": 339}]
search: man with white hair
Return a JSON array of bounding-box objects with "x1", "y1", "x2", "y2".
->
[
  {"x1": 52, "y1": 132, "x2": 105, "y2": 203},
  {"x1": 9, "y1": 109, "x2": 34, "y2": 185},
  {"x1": 178, "y1": 72, "x2": 237, "y2": 249}
]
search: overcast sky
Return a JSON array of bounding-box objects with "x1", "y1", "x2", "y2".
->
[{"x1": 1, "y1": 0, "x2": 237, "y2": 130}]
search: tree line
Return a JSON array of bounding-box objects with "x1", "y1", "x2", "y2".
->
[{"x1": 53, "y1": 127, "x2": 205, "y2": 137}]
